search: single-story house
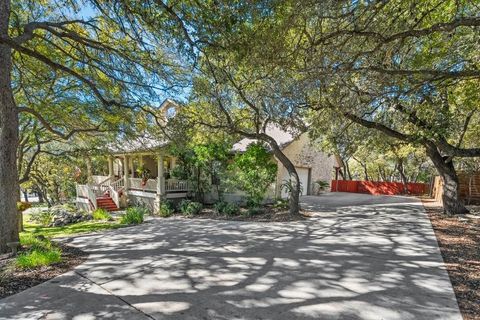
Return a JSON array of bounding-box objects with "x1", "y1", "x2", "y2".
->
[{"x1": 75, "y1": 99, "x2": 338, "y2": 212}]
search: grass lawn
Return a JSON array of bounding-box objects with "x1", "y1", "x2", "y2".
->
[{"x1": 22, "y1": 218, "x2": 126, "y2": 239}]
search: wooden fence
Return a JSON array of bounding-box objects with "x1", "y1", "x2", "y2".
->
[
  {"x1": 331, "y1": 180, "x2": 430, "y2": 196},
  {"x1": 432, "y1": 172, "x2": 480, "y2": 204}
]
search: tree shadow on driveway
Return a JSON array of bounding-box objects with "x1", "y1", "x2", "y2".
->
[{"x1": 0, "y1": 193, "x2": 461, "y2": 320}]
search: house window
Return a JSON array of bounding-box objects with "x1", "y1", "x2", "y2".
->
[{"x1": 166, "y1": 106, "x2": 176, "y2": 119}]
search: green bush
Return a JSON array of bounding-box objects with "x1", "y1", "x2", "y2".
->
[
  {"x1": 16, "y1": 233, "x2": 62, "y2": 269},
  {"x1": 92, "y1": 208, "x2": 112, "y2": 221},
  {"x1": 230, "y1": 143, "x2": 277, "y2": 208},
  {"x1": 159, "y1": 200, "x2": 175, "y2": 217},
  {"x1": 178, "y1": 199, "x2": 192, "y2": 213},
  {"x1": 214, "y1": 201, "x2": 239, "y2": 215},
  {"x1": 120, "y1": 207, "x2": 146, "y2": 224},
  {"x1": 180, "y1": 200, "x2": 203, "y2": 216},
  {"x1": 29, "y1": 210, "x2": 55, "y2": 227},
  {"x1": 214, "y1": 201, "x2": 227, "y2": 214}
]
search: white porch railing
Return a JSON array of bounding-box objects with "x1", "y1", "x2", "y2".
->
[
  {"x1": 166, "y1": 179, "x2": 191, "y2": 192},
  {"x1": 109, "y1": 177, "x2": 124, "y2": 208},
  {"x1": 111, "y1": 177, "x2": 124, "y2": 191},
  {"x1": 76, "y1": 184, "x2": 97, "y2": 210},
  {"x1": 91, "y1": 176, "x2": 112, "y2": 197},
  {"x1": 77, "y1": 177, "x2": 193, "y2": 210},
  {"x1": 92, "y1": 175, "x2": 109, "y2": 184},
  {"x1": 128, "y1": 178, "x2": 157, "y2": 191}
]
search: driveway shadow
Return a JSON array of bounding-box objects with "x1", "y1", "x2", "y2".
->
[{"x1": 0, "y1": 193, "x2": 461, "y2": 320}]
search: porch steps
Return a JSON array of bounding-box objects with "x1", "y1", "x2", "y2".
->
[{"x1": 96, "y1": 196, "x2": 119, "y2": 212}]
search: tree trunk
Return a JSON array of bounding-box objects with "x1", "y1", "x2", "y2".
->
[
  {"x1": 397, "y1": 159, "x2": 408, "y2": 194},
  {"x1": 425, "y1": 144, "x2": 469, "y2": 215},
  {"x1": 262, "y1": 135, "x2": 300, "y2": 216},
  {"x1": 0, "y1": 0, "x2": 20, "y2": 253}
]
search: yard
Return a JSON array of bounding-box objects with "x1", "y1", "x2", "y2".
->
[{"x1": 0, "y1": 206, "x2": 145, "y2": 298}]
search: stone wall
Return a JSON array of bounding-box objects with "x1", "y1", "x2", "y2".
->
[{"x1": 274, "y1": 134, "x2": 336, "y2": 197}]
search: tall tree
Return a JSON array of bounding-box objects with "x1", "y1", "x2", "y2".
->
[
  {"x1": 135, "y1": 1, "x2": 309, "y2": 215},
  {"x1": 294, "y1": 0, "x2": 480, "y2": 214},
  {"x1": 0, "y1": 0, "x2": 182, "y2": 252}
]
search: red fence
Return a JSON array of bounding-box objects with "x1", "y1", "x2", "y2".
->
[{"x1": 330, "y1": 180, "x2": 429, "y2": 196}]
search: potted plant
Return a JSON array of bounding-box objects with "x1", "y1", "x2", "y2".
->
[{"x1": 136, "y1": 165, "x2": 151, "y2": 187}]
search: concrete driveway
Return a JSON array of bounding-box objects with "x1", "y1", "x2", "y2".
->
[{"x1": 0, "y1": 193, "x2": 461, "y2": 320}]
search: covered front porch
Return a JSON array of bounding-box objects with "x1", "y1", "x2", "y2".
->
[{"x1": 76, "y1": 152, "x2": 193, "y2": 212}]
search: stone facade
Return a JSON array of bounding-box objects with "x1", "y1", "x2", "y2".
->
[{"x1": 274, "y1": 134, "x2": 336, "y2": 197}]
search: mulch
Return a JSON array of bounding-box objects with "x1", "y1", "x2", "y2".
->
[
  {"x1": 423, "y1": 202, "x2": 480, "y2": 320},
  {"x1": 173, "y1": 206, "x2": 308, "y2": 222},
  {"x1": 0, "y1": 243, "x2": 88, "y2": 299}
]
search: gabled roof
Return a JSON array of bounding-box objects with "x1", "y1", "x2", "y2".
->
[{"x1": 232, "y1": 125, "x2": 298, "y2": 152}]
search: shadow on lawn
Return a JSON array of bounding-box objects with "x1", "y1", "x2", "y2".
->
[{"x1": 0, "y1": 194, "x2": 461, "y2": 320}]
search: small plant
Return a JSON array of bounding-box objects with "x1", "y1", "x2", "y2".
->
[
  {"x1": 29, "y1": 210, "x2": 55, "y2": 227},
  {"x1": 92, "y1": 208, "x2": 112, "y2": 221},
  {"x1": 16, "y1": 234, "x2": 62, "y2": 269},
  {"x1": 120, "y1": 207, "x2": 146, "y2": 224},
  {"x1": 314, "y1": 180, "x2": 330, "y2": 194},
  {"x1": 273, "y1": 198, "x2": 289, "y2": 210},
  {"x1": 159, "y1": 200, "x2": 175, "y2": 217},
  {"x1": 280, "y1": 179, "x2": 303, "y2": 200},
  {"x1": 17, "y1": 201, "x2": 32, "y2": 212},
  {"x1": 214, "y1": 201, "x2": 239, "y2": 215},
  {"x1": 178, "y1": 199, "x2": 192, "y2": 213},
  {"x1": 180, "y1": 200, "x2": 203, "y2": 216}
]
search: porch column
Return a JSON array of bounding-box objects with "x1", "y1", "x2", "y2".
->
[
  {"x1": 108, "y1": 156, "x2": 114, "y2": 178},
  {"x1": 157, "y1": 154, "x2": 165, "y2": 195},
  {"x1": 124, "y1": 155, "x2": 130, "y2": 189},
  {"x1": 154, "y1": 153, "x2": 165, "y2": 215},
  {"x1": 170, "y1": 157, "x2": 176, "y2": 170},
  {"x1": 139, "y1": 155, "x2": 143, "y2": 167},
  {"x1": 129, "y1": 157, "x2": 134, "y2": 178}
]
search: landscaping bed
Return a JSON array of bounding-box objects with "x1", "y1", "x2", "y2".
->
[
  {"x1": 0, "y1": 206, "x2": 148, "y2": 300},
  {"x1": 423, "y1": 201, "x2": 480, "y2": 320},
  {"x1": 0, "y1": 242, "x2": 87, "y2": 299},
  {"x1": 159, "y1": 199, "x2": 307, "y2": 222},
  {"x1": 176, "y1": 206, "x2": 307, "y2": 222}
]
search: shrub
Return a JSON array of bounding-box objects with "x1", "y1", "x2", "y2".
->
[
  {"x1": 214, "y1": 201, "x2": 239, "y2": 215},
  {"x1": 178, "y1": 199, "x2": 192, "y2": 213},
  {"x1": 230, "y1": 143, "x2": 277, "y2": 208},
  {"x1": 314, "y1": 180, "x2": 330, "y2": 194},
  {"x1": 180, "y1": 200, "x2": 203, "y2": 216},
  {"x1": 92, "y1": 208, "x2": 112, "y2": 221},
  {"x1": 120, "y1": 207, "x2": 146, "y2": 224},
  {"x1": 29, "y1": 210, "x2": 55, "y2": 227},
  {"x1": 16, "y1": 234, "x2": 62, "y2": 269},
  {"x1": 214, "y1": 201, "x2": 227, "y2": 214},
  {"x1": 159, "y1": 200, "x2": 175, "y2": 217}
]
